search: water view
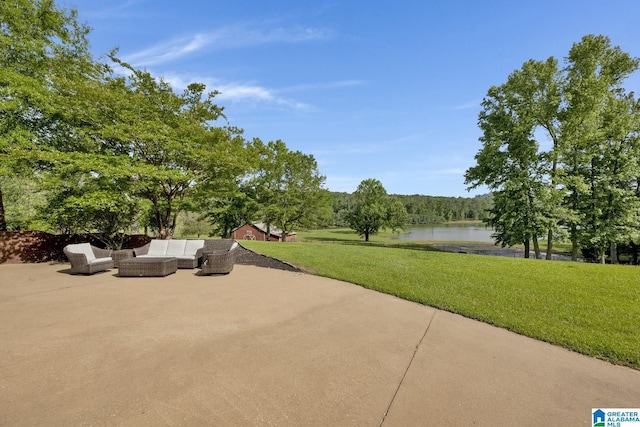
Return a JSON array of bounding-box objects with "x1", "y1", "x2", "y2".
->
[{"x1": 396, "y1": 223, "x2": 494, "y2": 242}]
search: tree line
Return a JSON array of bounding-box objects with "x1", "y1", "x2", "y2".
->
[
  {"x1": 465, "y1": 35, "x2": 640, "y2": 263},
  {"x1": 0, "y1": 0, "x2": 330, "y2": 247},
  {"x1": 329, "y1": 191, "x2": 491, "y2": 226}
]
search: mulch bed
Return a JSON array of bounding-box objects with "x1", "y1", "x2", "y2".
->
[{"x1": 235, "y1": 244, "x2": 301, "y2": 272}]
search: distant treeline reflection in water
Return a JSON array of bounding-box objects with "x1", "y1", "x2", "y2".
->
[{"x1": 397, "y1": 224, "x2": 494, "y2": 242}]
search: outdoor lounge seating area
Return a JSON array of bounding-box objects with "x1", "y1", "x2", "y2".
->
[{"x1": 62, "y1": 239, "x2": 240, "y2": 276}]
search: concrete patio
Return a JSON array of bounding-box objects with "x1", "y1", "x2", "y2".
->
[{"x1": 1, "y1": 262, "x2": 639, "y2": 426}]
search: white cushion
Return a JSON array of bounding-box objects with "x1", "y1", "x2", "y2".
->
[
  {"x1": 175, "y1": 255, "x2": 196, "y2": 260},
  {"x1": 148, "y1": 240, "x2": 169, "y2": 256},
  {"x1": 89, "y1": 257, "x2": 112, "y2": 265},
  {"x1": 230, "y1": 241, "x2": 238, "y2": 251},
  {"x1": 67, "y1": 243, "x2": 96, "y2": 262},
  {"x1": 166, "y1": 240, "x2": 187, "y2": 256},
  {"x1": 137, "y1": 254, "x2": 172, "y2": 258},
  {"x1": 184, "y1": 240, "x2": 204, "y2": 256}
]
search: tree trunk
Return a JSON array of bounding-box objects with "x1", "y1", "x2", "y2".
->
[
  {"x1": 533, "y1": 238, "x2": 541, "y2": 259},
  {"x1": 631, "y1": 242, "x2": 639, "y2": 266},
  {"x1": 365, "y1": 231, "x2": 370, "y2": 242},
  {"x1": 523, "y1": 240, "x2": 530, "y2": 258},
  {"x1": 0, "y1": 185, "x2": 6, "y2": 231},
  {"x1": 570, "y1": 225, "x2": 578, "y2": 261},
  {"x1": 610, "y1": 242, "x2": 618, "y2": 264},
  {"x1": 546, "y1": 138, "x2": 558, "y2": 261},
  {"x1": 154, "y1": 208, "x2": 164, "y2": 238},
  {"x1": 169, "y1": 210, "x2": 179, "y2": 238},
  {"x1": 164, "y1": 206, "x2": 173, "y2": 239}
]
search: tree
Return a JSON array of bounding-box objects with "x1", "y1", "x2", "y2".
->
[
  {"x1": 386, "y1": 199, "x2": 410, "y2": 233},
  {"x1": 560, "y1": 35, "x2": 640, "y2": 263},
  {"x1": 195, "y1": 132, "x2": 254, "y2": 238},
  {"x1": 0, "y1": 0, "x2": 94, "y2": 231},
  {"x1": 465, "y1": 60, "x2": 558, "y2": 258},
  {"x1": 0, "y1": 174, "x2": 49, "y2": 230},
  {"x1": 249, "y1": 139, "x2": 331, "y2": 241},
  {"x1": 466, "y1": 34, "x2": 640, "y2": 262},
  {"x1": 203, "y1": 183, "x2": 258, "y2": 238},
  {"x1": 38, "y1": 153, "x2": 142, "y2": 247},
  {"x1": 176, "y1": 212, "x2": 211, "y2": 238},
  {"x1": 347, "y1": 179, "x2": 408, "y2": 241},
  {"x1": 86, "y1": 56, "x2": 237, "y2": 239}
]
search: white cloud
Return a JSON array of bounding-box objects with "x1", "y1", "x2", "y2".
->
[
  {"x1": 121, "y1": 24, "x2": 334, "y2": 66},
  {"x1": 161, "y1": 73, "x2": 312, "y2": 110},
  {"x1": 217, "y1": 83, "x2": 312, "y2": 110},
  {"x1": 122, "y1": 33, "x2": 212, "y2": 66}
]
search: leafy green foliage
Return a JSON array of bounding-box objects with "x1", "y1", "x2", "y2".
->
[
  {"x1": 203, "y1": 185, "x2": 258, "y2": 238},
  {"x1": 561, "y1": 36, "x2": 640, "y2": 262},
  {"x1": 248, "y1": 139, "x2": 331, "y2": 240},
  {"x1": 466, "y1": 34, "x2": 640, "y2": 262},
  {"x1": 87, "y1": 57, "x2": 233, "y2": 238},
  {"x1": 0, "y1": 174, "x2": 49, "y2": 231},
  {"x1": 330, "y1": 192, "x2": 492, "y2": 227},
  {"x1": 465, "y1": 58, "x2": 562, "y2": 258},
  {"x1": 0, "y1": 0, "x2": 94, "y2": 230},
  {"x1": 347, "y1": 179, "x2": 408, "y2": 241},
  {"x1": 0, "y1": 0, "x2": 332, "y2": 244}
]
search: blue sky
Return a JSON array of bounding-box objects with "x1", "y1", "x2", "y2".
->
[{"x1": 72, "y1": 0, "x2": 640, "y2": 197}]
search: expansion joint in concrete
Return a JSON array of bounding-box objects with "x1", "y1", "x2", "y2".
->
[{"x1": 379, "y1": 310, "x2": 437, "y2": 426}]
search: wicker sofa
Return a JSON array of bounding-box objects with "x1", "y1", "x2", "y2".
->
[
  {"x1": 201, "y1": 240, "x2": 239, "y2": 274},
  {"x1": 133, "y1": 239, "x2": 205, "y2": 269},
  {"x1": 63, "y1": 243, "x2": 114, "y2": 275}
]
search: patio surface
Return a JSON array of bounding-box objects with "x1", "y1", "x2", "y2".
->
[{"x1": 1, "y1": 262, "x2": 639, "y2": 426}]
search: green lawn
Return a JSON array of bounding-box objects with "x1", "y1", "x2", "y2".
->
[{"x1": 241, "y1": 240, "x2": 640, "y2": 370}]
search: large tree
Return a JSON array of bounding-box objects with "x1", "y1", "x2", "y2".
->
[
  {"x1": 466, "y1": 35, "x2": 640, "y2": 262},
  {"x1": 347, "y1": 178, "x2": 408, "y2": 242},
  {"x1": 249, "y1": 139, "x2": 331, "y2": 241},
  {"x1": 560, "y1": 35, "x2": 640, "y2": 262},
  {"x1": 465, "y1": 59, "x2": 558, "y2": 258},
  {"x1": 84, "y1": 57, "x2": 238, "y2": 239},
  {"x1": 0, "y1": 0, "x2": 94, "y2": 230}
]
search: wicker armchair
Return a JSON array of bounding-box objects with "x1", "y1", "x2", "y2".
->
[
  {"x1": 200, "y1": 240, "x2": 239, "y2": 275},
  {"x1": 63, "y1": 243, "x2": 114, "y2": 275}
]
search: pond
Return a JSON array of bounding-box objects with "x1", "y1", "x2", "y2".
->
[{"x1": 396, "y1": 223, "x2": 494, "y2": 242}]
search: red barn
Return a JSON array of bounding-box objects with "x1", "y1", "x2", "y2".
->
[{"x1": 231, "y1": 222, "x2": 297, "y2": 242}]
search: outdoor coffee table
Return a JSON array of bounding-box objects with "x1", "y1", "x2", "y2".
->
[{"x1": 118, "y1": 257, "x2": 178, "y2": 277}]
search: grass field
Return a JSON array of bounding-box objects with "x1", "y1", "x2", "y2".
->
[{"x1": 241, "y1": 239, "x2": 640, "y2": 370}]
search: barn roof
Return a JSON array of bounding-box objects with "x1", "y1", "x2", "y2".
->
[{"x1": 251, "y1": 222, "x2": 296, "y2": 237}]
